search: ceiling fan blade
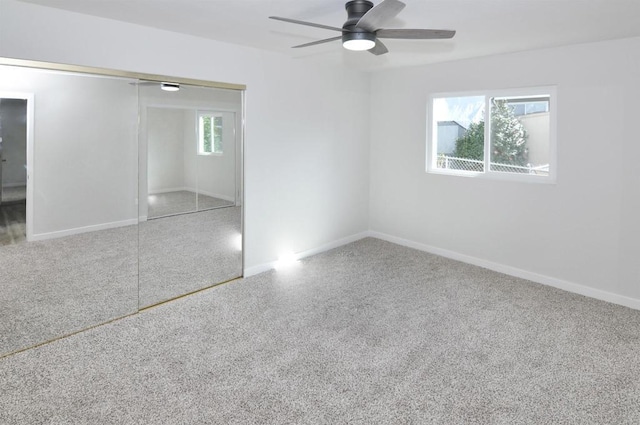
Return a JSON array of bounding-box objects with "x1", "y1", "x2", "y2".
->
[
  {"x1": 356, "y1": 0, "x2": 406, "y2": 32},
  {"x1": 269, "y1": 16, "x2": 344, "y2": 33},
  {"x1": 376, "y1": 29, "x2": 456, "y2": 39},
  {"x1": 369, "y1": 39, "x2": 389, "y2": 56},
  {"x1": 292, "y1": 36, "x2": 342, "y2": 49}
]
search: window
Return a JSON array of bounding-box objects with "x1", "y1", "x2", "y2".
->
[
  {"x1": 198, "y1": 112, "x2": 223, "y2": 155},
  {"x1": 427, "y1": 87, "x2": 556, "y2": 182}
]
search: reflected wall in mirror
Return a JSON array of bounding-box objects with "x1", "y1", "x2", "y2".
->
[
  {"x1": 0, "y1": 65, "x2": 139, "y2": 356},
  {"x1": 137, "y1": 82, "x2": 243, "y2": 308}
]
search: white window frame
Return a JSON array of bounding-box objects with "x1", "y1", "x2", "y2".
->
[
  {"x1": 197, "y1": 111, "x2": 223, "y2": 156},
  {"x1": 426, "y1": 86, "x2": 557, "y2": 183}
]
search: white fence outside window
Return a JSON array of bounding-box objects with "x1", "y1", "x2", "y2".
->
[{"x1": 437, "y1": 155, "x2": 549, "y2": 176}]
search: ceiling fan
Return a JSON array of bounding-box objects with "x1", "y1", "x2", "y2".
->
[{"x1": 269, "y1": 0, "x2": 455, "y2": 55}]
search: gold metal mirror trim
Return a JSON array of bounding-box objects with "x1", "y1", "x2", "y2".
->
[{"x1": 0, "y1": 57, "x2": 246, "y2": 91}]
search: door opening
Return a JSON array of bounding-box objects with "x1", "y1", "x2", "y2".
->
[{"x1": 0, "y1": 95, "x2": 30, "y2": 245}]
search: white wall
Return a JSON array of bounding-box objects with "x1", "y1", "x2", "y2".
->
[
  {"x1": 0, "y1": 98, "x2": 27, "y2": 187},
  {"x1": 147, "y1": 108, "x2": 185, "y2": 193},
  {"x1": 182, "y1": 111, "x2": 196, "y2": 195},
  {"x1": 370, "y1": 37, "x2": 640, "y2": 306},
  {"x1": 0, "y1": 0, "x2": 371, "y2": 269}
]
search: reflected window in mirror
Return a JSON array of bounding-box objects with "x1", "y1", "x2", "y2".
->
[{"x1": 198, "y1": 112, "x2": 223, "y2": 155}]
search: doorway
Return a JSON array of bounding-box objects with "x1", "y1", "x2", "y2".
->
[{"x1": 0, "y1": 94, "x2": 32, "y2": 245}]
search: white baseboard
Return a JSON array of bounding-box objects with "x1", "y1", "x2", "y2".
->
[
  {"x1": 149, "y1": 187, "x2": 188, "y2": 195},
  {"x1": 192, "y1": 188, "x2": 234, "y2": 203},
  {"x1": 2, "y1": 182, "x2": 26, "y2": 188},
  {"x1": 368, "y1": 230, "x2": 640, "y2": 311},
  {"x1": 30, "y1": 219, "x2": 138, "y2": 242},
  {"x1": 243, "y1": 231, "x2": 370, "y2": 277},
  {"x1": 149, "y1": 187, "x2": 234, "y2": 203},
  {"x1": 243, "y1": 262, "x2": 276, "y2": 278}
]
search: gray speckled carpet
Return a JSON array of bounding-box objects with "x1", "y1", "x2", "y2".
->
[
  {"x1": 1, "y1": 206, "x2": 241, "y2": 357},
  {"x1": 139, "y1": 206, "x2": 242, "y2": 307},
  {"x1": 1, "y1": 238, "x2": 639, "y2": 424},
  {"x1": 0, "y1": 224, "x2": 138, "y2": 356}
]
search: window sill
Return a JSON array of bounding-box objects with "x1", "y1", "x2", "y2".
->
[{"x1": 426, "y1": 168, "x2": 556, "y2": 184}]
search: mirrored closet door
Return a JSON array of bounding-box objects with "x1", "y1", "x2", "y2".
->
[
  {"x1": 0, "y1": 65, "x2": 140, "y2": 355},
  {"x1": 0, "y1": 59, "x2": 244, "y2": 357},
  {"x1": 137, "y1": 82, "x2": 243, "y2": 308}
]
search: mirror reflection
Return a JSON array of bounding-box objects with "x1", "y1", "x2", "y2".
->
[
  {"x1": 0, "y1": 62, "x2": 244, "y2": 356},
  {"x1": 143, "y1": 108, "x2": 236, "y2": 219},
  {"x1": 137, "y1": 82, "x2": 242, "y2": 308},
  {"x1": 0, "y1": 98, "x2": 27, "y2": 245},
  {"x1": 0, "y1": 65, "x2": 139, "y2": 356}
]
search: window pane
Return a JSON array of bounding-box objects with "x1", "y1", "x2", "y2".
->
[
  {"x1": 490, "y1": 96, "x2": 550, "y2": 176},
  {"x1": 433, "y1": 96, "x2": 485, "y2": 172},
  {"x1": 213, "y1": 115, "x2": 223, "y2": 153},
  {"x1": 201, "y1": 115, "x2": 212, "y2": 153}
]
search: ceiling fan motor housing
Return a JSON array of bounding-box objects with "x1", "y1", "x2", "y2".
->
[{"x1": 342, "y1": 0, "x2": 375, "y2": 45}]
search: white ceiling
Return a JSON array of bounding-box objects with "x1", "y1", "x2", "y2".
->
[{"x1": 18, "y1": 0, "x2": 640, "y2": 71}]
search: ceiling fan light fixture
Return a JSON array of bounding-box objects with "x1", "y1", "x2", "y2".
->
[
  {"x1": 342, "y1": 32, "x2": 376, "y2": 51},
  {"x1": 161, "y1": 82, "x2": 180, "y2": 92}
]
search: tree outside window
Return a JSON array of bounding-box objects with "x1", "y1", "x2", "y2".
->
[
  {"x1": 198, "y1": 113, "x2": 223, "y2": 155},
  {"x1": 429, "y1": 89, "x2": 554, "y2": 181}
]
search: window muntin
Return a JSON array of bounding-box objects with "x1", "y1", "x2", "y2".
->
[
  {"x1": 428, "y1": 87, "x2": 555, "y2": 182},
  {"x1": 198, "y1": 112, "x2": 223, "y2": 155}
]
